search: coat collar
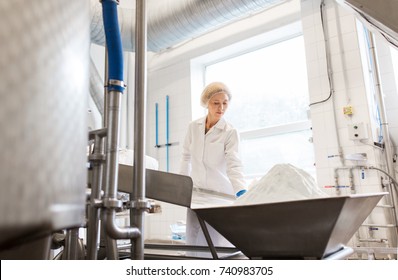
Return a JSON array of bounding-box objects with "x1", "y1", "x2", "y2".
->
[{"x1": 195, "y1": 116, "x2": 226, "y2": 130}]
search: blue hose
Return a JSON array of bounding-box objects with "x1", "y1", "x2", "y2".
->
[{"x1": 101, "y1": 0, "x2": 125, "y2": 92}]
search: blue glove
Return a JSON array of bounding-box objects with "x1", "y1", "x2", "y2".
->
[{"x1": 235, "y1": 189, "x2": 247, "y2": 198}]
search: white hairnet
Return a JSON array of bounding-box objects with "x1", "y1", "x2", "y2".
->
[{"x1": 200, "y1": 82, "x2": 232, "y2": 108}]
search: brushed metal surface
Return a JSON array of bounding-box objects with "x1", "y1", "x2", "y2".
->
[
  {"x1": 118, "y1": 164, "x2": 193, "y2": 207},
  {"x1": 0, "y1": 0, "x2": 89, "y2": 248},
  {"x1": 194, "y1": 193, "x2": 386, "y2": 259}
]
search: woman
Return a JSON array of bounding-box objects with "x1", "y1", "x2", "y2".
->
[{"x1": 179, "y1": 81, "x2": 247, "y2": 248}]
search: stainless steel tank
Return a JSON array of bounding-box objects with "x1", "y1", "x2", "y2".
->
[{"x1": 0, "y1": 0, "x2": 89, "y2": 251}]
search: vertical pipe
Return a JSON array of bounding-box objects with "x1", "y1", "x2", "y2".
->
[
  {"x1": 63, "y1": 229, "x2": 80, "y2": 260},
  {"x1": 86, "y1": 130, "x2": 106, "y2": 260},
  {"x1": 101, "y1": 47, "x2": 119, "y2": 261},
  {"x1": 166, "y1": 95, "x2": 170, "y2": 172},
  {"x1": 104, "y1": 91, "x2": 122, "y2": 200},
  {"x1": 101, "y1": 0, "x2": 140, "y2": 260},
  {"x1": 132, "y1": 0, "x2": 147, "y2": 260},
  {"x1": 104, "y1": 49, "x2": 109, "y2": 128},
  {"x1": 320, "y1": 0, "x2": 345, "y2": 168},
  {"x1": 155, "y1": 103, "x2": 159, "y2": 147},
  {"x1": 367, "y1": 31, "x2": 398, "y2": 249}
]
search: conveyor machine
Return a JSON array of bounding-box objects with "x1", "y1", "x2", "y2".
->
[{"x1": 118, "y1": 164, "x2": 386, "y2": 260}]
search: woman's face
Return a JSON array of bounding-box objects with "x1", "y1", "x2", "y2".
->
[{"x1": 207, "y1": 92, "x2": 229, "y2": 122}]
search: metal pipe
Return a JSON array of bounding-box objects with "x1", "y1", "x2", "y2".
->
[
  {"x1": 320, "y1": 0, "x2": 345, "y2": 169},
  {"x1": 86, "y1": 128, "x2": 107, "y2": 260},
  {"x1": 353, "y1": 246, "x2": 398, "y2": 256},
  {"x1": 104, "y1": 89, "x2": 141, "y2": 241},
  {"x1": 334, "y1": 164, "x2": 397, "y2": 253},
  {"x1": 100, "y1": 1, "x2": 141, "y2": 258},
  {"x1": 349, "y1": 168, "x2": 355, "y2": 194},
  {"x1": 368, "y1": 166, "x2": 398, "y2": 191},
  {"x1": 104, "y1": 91, "x2": 122, "y2": 200},
  {"x1": 334, "y1": 166, "x2": 354, "y2": 194},
  {"x1": 361, "y1": 224, "x2": 396, "y2": 228},
  {"x1": 105, "y1": 211, "x2": 140, "y2": 239},
  {"x1": 131, "y1": 0, "x2": 148, "y2": 260},
  {"x1": 104, "y1": 49, "x2": 109, "y2": 127},
  {"x1": 166, "y1": 95, "x2": 170, "y2": 172},
  {"x1": 359, "y1": 238, "x2": 388, "y2": 243},
  {"x1": 63, "y1": 229, "x2": 80, "y2": 260},
  {"x1": 367, "y1": 32, "x2": 398, "y2": 250},
  {"x1": 155, "y1": 103, "x2": 159, "y2": 147},
  {"x1": 368, "y1": 33, "x2": 397, "y2": 182},
  {"x1": 100, "y1": 46, "x2": 119, "y2": 260},
  {"x1": 197, "y1": 216, "x2": 219, "y2": 259}
]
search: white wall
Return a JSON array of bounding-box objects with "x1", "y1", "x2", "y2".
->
[{"x1": 302, "y1": 0, "x2": 397, "y2": 257}]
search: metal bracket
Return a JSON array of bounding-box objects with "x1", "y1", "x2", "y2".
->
[
  {"x1": 88, "y1": 128, "x2": 107, "y2": 140},
  {"x1": 107, "y1": 79, "x2": 126, "y2": 90},
  {"x1": 92, "y1": 198, "x2": 104, "y2": 208},
  {"x1": 99, "y1": 0, "x2": 120, "y2": 5},
  {"x1": 103, "y1": 198, "x2": 123, "y2": 209},
  {"x1": 88, "y1": 153, "x2": 106, "y2": 162},
  {"x1": 127, "y1": 199, "x2": 152, "y2": 211}
]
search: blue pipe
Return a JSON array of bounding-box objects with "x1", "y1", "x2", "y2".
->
[
  {"x1": 166, "y1": 95, "x2": 169, "y2": 172},
  {"x1": 101, "y1": 0, "x2": 125, "y2": 92}
]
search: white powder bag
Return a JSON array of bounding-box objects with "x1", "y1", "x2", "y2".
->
[{"x1": 234, "y1": 163, "x2": 328, "y2": 205}]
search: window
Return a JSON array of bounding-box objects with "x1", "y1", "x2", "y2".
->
[
  {"x1": 392, "y1": 46, "x2": 398, "y2": 87},
  {"x1": 205, "y1": 35, "x2": 315, "y2": 178}
]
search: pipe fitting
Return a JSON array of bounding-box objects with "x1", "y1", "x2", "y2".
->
[
  {"x1": 105, "y1": 211, "x2": 141, "y2": 240},
  {"x1": 92, "y1": 198, "x2": 104, "y2": 208},
  {"x1": 103, "y1": 197, "x2": 123, "y2": 209},
  {"x1": 107, "y1": 79, "x2": 126, "y2": 92},
  {"x1": 88, "y1": 153, "x2": 106, "y2": 162},
  {"x1": 88, "y1": 127, "x2": 108, "y2": 140},
  {"x1": 100, "y1": 0, "x2": 119, "y2": 4},
  {"x1": 128, "y1": 199, "x2": 152, "y2": 211}
]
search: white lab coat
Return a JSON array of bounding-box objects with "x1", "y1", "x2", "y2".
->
[{"x1": 180, "y1": 116, "x2": 246, "y2": 247}]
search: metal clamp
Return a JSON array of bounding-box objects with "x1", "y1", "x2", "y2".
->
[
  {"x1": 103, "y1": 198, "x2": 123, "y2": 209},
  {"x1": 108, "y1": 79, "x2": 125, "y2": 87},
  {"x1": 88, "y1": 128, "x2": 107, "y2": 140},
  {"x1": 99, "y1": 0, "x2": 120, "y2": 4},
  {"x1": 88, "y1": 153, "x2": 106, "y2": 162},
  {"x1": 128, "y1": 199, "x2": 152, "y2": 211},
  {"x1": 92, "y1": 199, "x2": 104, "y2": 208}
]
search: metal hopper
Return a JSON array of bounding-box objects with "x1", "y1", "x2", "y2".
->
[
  {"x1": 194, "y1": 193, "x2": 386, "y2": 259},
  {"x1": 117, "y1": 165, "x2": 385, "y2": 259}
]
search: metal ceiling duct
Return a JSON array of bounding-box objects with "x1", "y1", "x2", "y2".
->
[
  {"x1": 89, "y1": 57, "x2": 105, "y2": 118},
  {"x1": 90, "y1": 0, "x2": 289, "y2": 52}
]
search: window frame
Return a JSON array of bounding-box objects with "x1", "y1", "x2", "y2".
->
[{"x1": 192, "y1": 21, "x2": 315, "y2": 178}]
